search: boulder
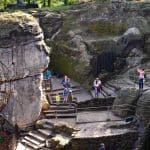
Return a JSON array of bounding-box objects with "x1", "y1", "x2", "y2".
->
[{"x1": 0, "y1": 12, "x2": 49, "y2": 128}]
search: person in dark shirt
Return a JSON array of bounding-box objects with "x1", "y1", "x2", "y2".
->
[{"x1": 99, "y1": 143, "x2": 105, "y2": 150}]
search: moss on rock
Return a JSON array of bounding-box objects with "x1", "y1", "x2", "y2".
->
[
  {"x1": 0, "y1": 12, "x2": 38, "y2": 38},
  {"x1": 88, "y1": 21, "x2": 128, "y2": 36},
  {"x1": 50, "y1": 53, "x2": 88, "y2": 84}
]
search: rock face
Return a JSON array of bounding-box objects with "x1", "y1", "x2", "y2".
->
[
  {"x1": 41, "y1": 1, "x2": 149, "y2": 89},
  {"x1": 136, "y1": 90, "x2": 150, "y2": 125},
  {"x1": 0, "y1": 12, "x2": 49, "y2": 128},
  {"x1": 38, "y1": 1, "x2": 150, "y2": 128}
]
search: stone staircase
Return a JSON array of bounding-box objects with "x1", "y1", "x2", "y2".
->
[
  {"x1": 16, "y1": 121, "x2": 54, "y2": 150},
  {"x1": 16, "y1": 76, "x2": 118, "y2": 149},
  {"x1": 44, "y1": 78, "x2": 78, "y2": 119}
]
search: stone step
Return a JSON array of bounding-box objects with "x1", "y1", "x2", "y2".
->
[
  {"x1": 51, "y1": 95, "x2": 77, "y2": 100},
  {"x1": 105, "y1": 83, "x2": 117, "y2": 91},
  {"x1": 24, "y1": 136, "x2": 42, "y2": 145},
  {"x1": 50, "y1": 89, "x2": 80, "y2": 96},
  {"x1": 101, "y1": 86, "x2": 116, "y2": 98},
  {"x1": 28, "y1": 131, "x2": 46, "y2": 142},
  {"x1": 38, "y1": 129, "x2": 52, "y2": 137},
  {"x1": 42, "y1": 123, "x2": 53, "y2": 130},
  {"x1": 43, "y1": 108, "x2": 75, "y2": 114},
  {"x1": 52, "y1": 85, "x2": 80, "y2": 92},
  {"x1": 39, "y1": 148, "x2": 50, "y2": 150},
  {"x1": 16, "y1": 142, "x2": 33, "y2": 150},
  {"x1": 21, "y1": 139, "x2": 45, "y2": 149},
  {"x1": 51, "y1": 99, "x2": 77, "y2": 103},
  {"x1": 49, "y1": 105, "x2": 75, "y2": 110},
  {"x1": 45, "y1": 113, "x2": 76, "y2": 118},
  {"x1": 90, "y1": 90, "x2": 105, "y2": 99},
  {"x1": 50, "y1": 103, "x2": 77, "y2": 107}
]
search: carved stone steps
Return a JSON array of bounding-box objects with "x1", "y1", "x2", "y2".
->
[
  {"x1": 49, "y1": 103, "x2": 77, "y2": 107},
  {"x1": 42, "y1": 124, "x2": 53, "y2": 130},
  {"x1": 37, "y1": 129, "x2": 53, "y2": 137},
  {"x1": 43, "y1": 108, "x2": 75, "y2": 114},
  {"x1": 21, "y1": 138, "x2": 45, "y2": 149},
  {"x1": 51, "y1": 99, "x2": 77, "y2": 103},
  {"x1": 27, "y1": 131, "x2": 46, "y2": 142},
  {"x1": 49, "y1": 105, "x2": 75, "y2": 110},
  {"x1": 50, "y1": 89, "x2": 80, "y2": 96},
  {"x1": 24, "y1": 136, "x2": 42, "y2": 145},
  {"x1": 45, "y1": 113, "x2": 76, "y2": 119}
]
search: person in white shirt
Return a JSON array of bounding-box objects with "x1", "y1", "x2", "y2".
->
[
  {"x1": 137, "y1": 68, "x2": 145, "y2": 90},
  {"x1": 93, "y1": 78, "x2": 102, "y2": 98}
]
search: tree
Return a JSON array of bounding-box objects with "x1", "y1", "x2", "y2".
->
[
  {"x1": 64, "y1": 0, "x2": 68, "y2": 5},
  {"x1": 48, "y1": 0, "x2": 51, "y2": 7}
]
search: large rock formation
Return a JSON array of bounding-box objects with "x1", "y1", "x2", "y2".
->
[
  {"x1": 41, "y1": 1, "x2": 149, "y2": 89},
  {"x1": 0, "y1": 12, "x2": 49, "y2": 128},
  {"x1": 38, "y1": 0, "x2": 150, "y2": 126}
]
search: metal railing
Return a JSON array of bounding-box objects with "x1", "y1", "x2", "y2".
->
[{"x1": 75, "y1": 103, "x2": 146, "y2": 124}]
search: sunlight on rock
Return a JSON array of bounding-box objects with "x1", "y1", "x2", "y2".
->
[
  {"x1": 105, "y1": 129, "x2": 112, "y2": 136},
  {"x1": 16, "y1": 142, "x2": 30, "y2": 150},
  {"x1": 52, "y1": 134, "x2": 70, "y2": 146}
]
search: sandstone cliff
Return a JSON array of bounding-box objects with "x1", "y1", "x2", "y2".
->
[
  {"x1": 39, "y1": 1, "x2": 150, "y2": 125},
  {"x1": 0, "y1": 12, "x2": 49, "y2": 128}
]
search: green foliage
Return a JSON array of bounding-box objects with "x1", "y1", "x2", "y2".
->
[{"x1": 0, "y1": 0, "x2": 80, "y2": 9}]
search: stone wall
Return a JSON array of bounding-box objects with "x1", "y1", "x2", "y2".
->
[{"x1": 69, "y1": 131, "x2": 138, "y2": 150}]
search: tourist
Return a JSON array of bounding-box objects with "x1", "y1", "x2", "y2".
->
[
  {"x1": 43, "y1": 69, "x2": 52, "y2": 80},
  {"x1": 93, "y1": 78, "x2": 102, "y2": 98},
  {"x1": 137, "y1": 68, "x2": 145, "y2": 90},
  {"x1": 68, "y1": 89, "x2": 73, "y2": 107},
  {"x1": 99, "y1": 143, "x2": 105, "y2": 150},
  {"x1": 55, "y1": 93, "x2": 61, "y2": 106},
  {"x1": 61, "y1": 75, "x2": 68, "y2": 87},
  {"x1": 66, "y1": 78, "x2": 71, "y2": 88},
  {"x1": 63, "y1": 87, "x2": 69, "y2": 103}
]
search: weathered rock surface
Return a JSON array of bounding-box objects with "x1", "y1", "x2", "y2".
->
[
  {"x1": 37, "y1": 1, "x2": 150, "y2": 127},
  {"x1": 41, "y1": 1, "x2": 150, "y2": 89},
  {"x1": 0, "y1": 12, "x2": 49, "y2": 128},
  {"x1": 136, "y1": 90, "x2": 150, "y2": 126}
]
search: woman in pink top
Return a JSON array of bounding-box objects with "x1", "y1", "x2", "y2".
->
[
  {"x1": 137, "y1": 68, "x2": 145, "y2": 89},
  {"x1": 93, "y1": 78, "x2": 102, "y2": 98}
]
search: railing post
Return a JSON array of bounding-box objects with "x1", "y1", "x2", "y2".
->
[
  {"x1": 75, "y1": 107, "x2": 77, "y2": 123},
  {"x1": 55, "y1": 110, "x2": 58, "y2": 122},
  {"x1": 107, "y1": 106, "x2": 111, "y2": 121}
]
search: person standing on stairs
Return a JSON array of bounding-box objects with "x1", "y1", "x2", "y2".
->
[
  {"x1": 63, "y1": 87, "x2": 69, "y2": 103},
  {"x1": 68, "y1": 89, "x2": 73, "y2": 107},
  {"x1": 61, "y1": 75, "x2": 68, "y2": 87},
  {"x1": 137, "y1": 68, "x2": 145, "y2": 90},
  {"x1": 55, "y1": 93, "x2": 61, "y2": 106},
  {"x1": 93, "y1": 78, "x2": 102, "y2": 98},
  {"x1": 66, "y1": 78, "x2": 71, "y2": 89},
  {"x1": 43, "y1": 68, "x2": 52, "y2": 90},
  {"x1": 99, "y1": 143, "x2": 105, "y2": 150}
]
